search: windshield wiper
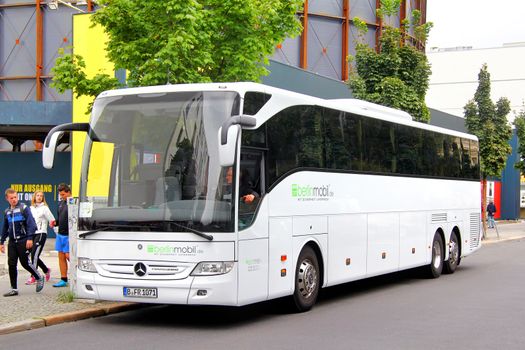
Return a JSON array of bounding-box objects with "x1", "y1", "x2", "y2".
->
[
  {"x1": 79, "y1": 222, "x2": 152, "y2": 239},
  {"x1": 171, "y1": 222, "x2": 213, "y2": 241},
  {"x1": 79, "y1": 226, "x2": 111, "y2": 239},
  {"x1": 79, "y1": 221, "x2": 213, "y2": 241}
]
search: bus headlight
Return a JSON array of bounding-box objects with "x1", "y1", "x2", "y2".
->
[
  {"x1": 78, "y1": 257, "x2": 97, "y2": 273},
  {"x1": 191, "y1": 262, "x2": 234, "y2": 276}
]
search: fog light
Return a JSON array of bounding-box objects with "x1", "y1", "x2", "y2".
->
[
  {"x1": 85, "y1": 284, "x2": 93, "y2": 291},
  {"x1": 197, "y1": 289, "x2": 207, "y2": 296}
]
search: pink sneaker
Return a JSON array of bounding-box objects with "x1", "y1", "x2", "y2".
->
[
  {"x1": 25, "y1": 276, "x2": 36, "y2": 285},
  {"x1": 45, "y1": 269, "x2": 51, "y2": 282}
]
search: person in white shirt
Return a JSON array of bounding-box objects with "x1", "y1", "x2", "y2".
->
[{"x1": 26, "y1": 191, "x2": 55, "y2": 285}]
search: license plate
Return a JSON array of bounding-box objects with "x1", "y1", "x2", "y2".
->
[{"x1": 123, "y1": 287, "x2": 158, "y2": 298}]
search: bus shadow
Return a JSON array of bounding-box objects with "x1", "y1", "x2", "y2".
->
[
  {"x1": 100, "y1": 302, "x2": 277, "y2": 329},
  {"x1": 317, "y1": 267, "x2": 427, "y2": 306},
  {"x1": 98, "y1": 267, "x2": 445, "y2": 328}
]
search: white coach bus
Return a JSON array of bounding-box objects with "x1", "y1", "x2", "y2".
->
[{"x1": 43, "y1": 82, "x2": 481, "y2": 312}]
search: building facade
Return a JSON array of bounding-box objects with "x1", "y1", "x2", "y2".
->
[
  {"x1": 1, "y1": 0, "x2": 428, "y2": 150},
  {"x1": 426, "y1": 44, "x2": 525, "y2": 220},
  {"x1": 426, "y1": 43, "x2": 525, "y2": 118},
  {"x1": 0, "y1": 1, "x2": 436, "y2": 230}
]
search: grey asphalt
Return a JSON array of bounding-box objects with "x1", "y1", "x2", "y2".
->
[{"x1": 0, "y1": 220, "x2": 523, "y2": 334}]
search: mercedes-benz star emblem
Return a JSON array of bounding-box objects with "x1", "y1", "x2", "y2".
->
[
  {"x1": 134, "y1": 262, "x2": 147, "y2": 277},
  {"x1": 137, "y1": 244, "x2": 143, "y2": 250}
]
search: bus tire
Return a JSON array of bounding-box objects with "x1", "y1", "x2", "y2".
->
[
  {"x1": 443, "y1": 231, "x2": 460, "y2": 274},
  {"x1": 293, "y1": 246, "x2": 320, "y2": 312},
  {"x1": 427, "y1": 232, "x2": 444, "y2": 278}
]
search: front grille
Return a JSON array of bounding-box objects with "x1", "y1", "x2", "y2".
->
[{"x1": 96, "y1": 260, "x2": 193, "y2": 280}]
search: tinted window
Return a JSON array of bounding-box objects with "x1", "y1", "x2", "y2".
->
[
  {"x1": 243, "y1": 92, "x2": 271, "y2": 116},
  {"x1": 266, "y1": 106, "x2": 324, "y2": 185},
  {"x1": 249, "y1": 105, "x2": 480, "y2": 189}
]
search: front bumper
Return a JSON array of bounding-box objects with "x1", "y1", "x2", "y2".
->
[{"x1": 76, "y1": 264, "x2": 239, "y2": 306}]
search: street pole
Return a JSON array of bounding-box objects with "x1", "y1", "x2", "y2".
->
[{"x1": 67, "y1": 197, "x2": 79, "y2": 295}]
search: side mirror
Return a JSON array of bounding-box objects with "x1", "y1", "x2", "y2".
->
[
  {"x1": 43, "y1": 131, "x2": 64, "y2": 169},
  {"x1": 217, "y1": 115, "x2": 256, "y2": 167},
  {"x1": 42, "y1": 123, "x2": 90, "y2": 169},
  {"x1": 218, "y1": 125, "x2": 240, "y2": 167}
]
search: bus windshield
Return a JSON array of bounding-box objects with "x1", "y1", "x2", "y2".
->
[{"x1": 78, "y1": 90, "x2": 240, "y2": 233}]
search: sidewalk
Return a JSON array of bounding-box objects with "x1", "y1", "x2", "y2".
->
[
  {"x1": 0, "y1": 221, "x2": 524, "y2": 335},
  {"x1": 0, "y1": 238, "x2": 139, "y2": 335},
  {"x1": 482, "y1": 219, "x2": 525, "y2": 243}
]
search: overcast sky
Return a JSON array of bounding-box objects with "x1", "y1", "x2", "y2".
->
[{"x1": 426, "y1": 0, "x2": 525, "y2": 49}]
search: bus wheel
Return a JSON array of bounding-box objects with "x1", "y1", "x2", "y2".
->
[
  {"x1": 293, "y1": 246, "x2": 320, "y2": 312},
  {"x1": 444, "y1": 231, "x2": 460, "y2": 274},
  {"x1": 427, "y1": 232, "x2": 444, "y2": 278}
]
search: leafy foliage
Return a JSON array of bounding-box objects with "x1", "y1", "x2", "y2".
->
[
  {"x1": 51, "y1": 0, "x2": 302, "y2": 110},
  {"x1": 513, "y1": 107, "x2": 525, "y2": 172},
  {"x1": 464, "y1": 64, "x2": 512, "y2": 179},
  {"x1": 376, "y1": 0, "x2": 401, "y2": 18},
  {"x1": 51, "y1": 48, "x2": 121, "y2": 112},
  {"x1": 348, "y1": 8, "x2": 432, "y2": 122}
]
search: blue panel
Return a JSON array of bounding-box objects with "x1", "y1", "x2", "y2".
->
[
  {"x1": 309, "y1": 0, "x2": 343, "y2": 17},
  {"x1": 349, "y1": 0, "x2": 377, "y2": 23},
  {"x1": 264, "y1": 60, "x2": 353, "y2": 99},
  {"x1": 271, "y1": 36, "x2": 300, "y2": 67},
  {"x1": 0, "y1": 101, "x2": 71, "y2": 125},
  {"x1": 0, "y1": 152, "x2": 71, "y2": 238},
  {"x1": 1, "y1": 7, "x2": 36, "y2": 76},
  {"x1": 115, "y1": 69, "x2": 127, "y2": 85},
  {"x1": 348, "y1": 24, "x2": 377, "y2": 58},
  {"x1": 406, "y1": 1, "x2": 415, "y2": 37},
  {"x1": 308, "y1": 17, "x2": 342, "y2": 79},
  {"x1": 43, "y1": 7, "x2": 77, "y2": 76},
  {"x1": 428, "y1": 109, "x2": 468, "y2": 133},
  {"x1": 43, "y1": 83, "x2": 72, "y2": 102},
  {"x1": 500, "y1": 130, "x2": 520, "y2": 220},
  {"x1": 1, "y1": 80, "x2": 36, "y2": 101}
]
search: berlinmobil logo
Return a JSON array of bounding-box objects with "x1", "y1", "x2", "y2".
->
[
  {"x1": 291, "y1": 184, "x2": 334, "y2": 201},
  {"x1": 147, "y1": 244, "x2": 204, "y2": 256}
]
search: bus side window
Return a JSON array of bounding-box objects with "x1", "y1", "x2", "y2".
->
[{"x1": 239, "y1": 151, "x2": 264, "y2": 229}]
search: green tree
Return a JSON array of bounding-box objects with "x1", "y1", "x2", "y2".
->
[
  {"x1": 52, "y1": 0, "x2": 302, "y2": 109},
  {"x1": 52, "y1": 50, "x2": 121, "y2": 111},
  {"x1": 513, "y1": 106, "x2": 525, "y2": 172},
  {"x1": 348, "y1": 5, "x2": 433, "y2": 122},
  {"x1": 464, "y1": 64, "x2": 512, "y2": 235}
]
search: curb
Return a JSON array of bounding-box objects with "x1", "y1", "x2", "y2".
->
[
  {"x1": 0, "y1": 302, "x2": 141, "y2": 336},
  {"x1": 482, "y1": 236, "x2": 524, "y2": 245}
]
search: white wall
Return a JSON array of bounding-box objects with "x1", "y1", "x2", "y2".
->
[{"x1": 426, "y1": 44, "x2": 525, "y2": 120}]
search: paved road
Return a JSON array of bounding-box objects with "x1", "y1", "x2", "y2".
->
[{"x1": 2, "y1": 238, "x2": 525, "y2": 350}]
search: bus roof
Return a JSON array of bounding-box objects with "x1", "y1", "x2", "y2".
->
[{"x1": 97, "y1": 82, "x2": 478, "y2": 141}]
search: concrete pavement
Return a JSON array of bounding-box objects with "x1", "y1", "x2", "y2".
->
[
  {"x1": 0, "y1": 238, "x2": 139, "y2": 335},
  {"x1": 483, "y1": 219, "x2": 525, "y2": 243},
  {"x1": 0, "y1": 220, "x2": 523, "y2": 335}
]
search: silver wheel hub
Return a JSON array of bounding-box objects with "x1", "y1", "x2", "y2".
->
[
  {"x1": 297, "y1": 259, "x2": 318, "y2": 299},
  {"x1": 449, "y1": 239, "x2": 458, "y2": 265},
  {"x1": 432, "y1": 241, "x2": 442, "y2": 269}
]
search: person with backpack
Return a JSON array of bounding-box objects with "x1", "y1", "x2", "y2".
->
[{"x1": 0, "y1": 188, "x2": 44, "y2": 296}]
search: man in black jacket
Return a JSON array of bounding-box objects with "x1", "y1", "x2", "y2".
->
[
  {"x1": 0, "y1": 188, "x2": 44, "y2": 296},
  {"x1": 53, "y1": 183, "x2": 71, "y2": 288},
  {"x1": 487, "y1": 200, "x2": 497, "y2": 229}
]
